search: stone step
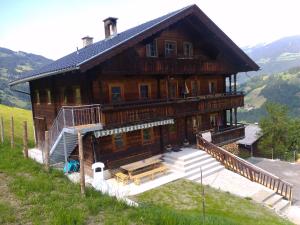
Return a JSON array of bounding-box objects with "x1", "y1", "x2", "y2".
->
[
  {"x1": 273, "y1": 199, "x2": 290, "y2": 212},
  {"x1": 264, "y1": 194, "x2": 283, "y2": 207},
  {"x1": 163, "y1": 154, "x2": 212, "y2": 168},
  {"x1": 251, "y1": 189, "x2": 275, "y2": 203},
  {"x1": 167, "y1": 158, "x2": 219, "y2": 173},
  {"x1": 187, "y1": 165, "x2": 224, "y2": 182},
  {"x1": 163, "y1": 150, "x2": 206, "y2": 162}
]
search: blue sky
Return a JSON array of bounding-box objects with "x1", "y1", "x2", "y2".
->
[{"x1": 1, "y1": 0, "x2": 300, "y2": 60}]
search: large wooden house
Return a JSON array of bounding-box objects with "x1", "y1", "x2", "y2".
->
[{"x1": 10, "y1": 5, "x2": 259, "y2": 170}]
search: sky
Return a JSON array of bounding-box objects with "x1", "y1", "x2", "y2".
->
[{"x1": 1, "y1": 0, "x2": 300, "y2": 60}]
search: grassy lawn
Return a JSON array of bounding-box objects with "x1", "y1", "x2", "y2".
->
[
  {"x1": 135, "y1": 179, "x2": 292, "y2": 225},
  {"x1": 0, "y1": 104, "x2": 293, "y2": 224}
]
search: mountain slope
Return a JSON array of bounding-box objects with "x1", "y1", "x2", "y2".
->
[
  {"x1": 240, "y1": 35, "x2": 300, "y2": 83},
  {"x1": 239, "y1": 67, "x2": 300, "y2": 122},
  {"x1": 0, "y1": 47, "x2": 53, "y2": 108}
]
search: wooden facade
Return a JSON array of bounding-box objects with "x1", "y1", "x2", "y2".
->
[{"x1": 26, "y1": 7, "x2": 258, "y2": 169}]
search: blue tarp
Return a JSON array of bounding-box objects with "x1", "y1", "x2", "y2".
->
[{"x1": 64, "y1": 160, "x2": 80, "y2": 173}]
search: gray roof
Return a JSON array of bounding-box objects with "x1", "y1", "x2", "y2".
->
[
  {"x1": 9, "y1": 5, "x2": 192, "y2": 86},
  {"x1": 10, "y1": 4, "x2": 259, "y2": 86},
  {"x1": 237, "y1": 124, "x2": 262, "y2": 146}
]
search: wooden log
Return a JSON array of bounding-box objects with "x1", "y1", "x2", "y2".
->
[
  {"x1": 0, "y1": 116, "x2": 4, "y2": 144},
  {"x1": 44, "y1": 131, "x2": 50, "y2": 172},
  {"x1": 78, "y1": 132, "x2": 85, "y2": 196},
  {"x1": 23, "y1": 121, "x2": 28, "y2": 158},
  {"x1": 10, "y1": 116, "x2": 14, "y2": 148}
]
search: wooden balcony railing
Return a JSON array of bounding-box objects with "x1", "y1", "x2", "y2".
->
[
  {"x1": 196, "y1": 135, "x2": 293, "y2": 202},
  {"x1": 102, "y1": 58, "x2": 235, "y2": 75},
  {"x1": 211, "y1": 125, "x2": 245, "y2": 145},
  {"x1": 102, "y1": 92, "x2": 244, "y2": 127}
]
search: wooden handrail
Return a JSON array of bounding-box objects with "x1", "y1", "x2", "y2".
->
[{"x1": 196, "y1": 134, "x2": 293, "y2": 202}]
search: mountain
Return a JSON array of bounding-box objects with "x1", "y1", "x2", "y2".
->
[
  {"x1": 239, "y1": 35, "x2": 300, "y2": 83},
  {"x1": 238, "y1": 67, "x2": 300, "y2": 122},
  {"x1": 0, "y1": 47, "x2": 53, "y2": 109}
]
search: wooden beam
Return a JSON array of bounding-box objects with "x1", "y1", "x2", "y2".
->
[
  {"x1": 10, "y1": 116, "x2": 14, "y2": 148},
  {"x1": 44, "y1": 131, "x2": 50, "y2": 172},
  {"x1": 23, "y1": 121, "x2": 28, "y2": 158},
  {"x1": 78, "y1": 132, "x2": 86, "y2": 196},
  {"x1": 0, "y1": 116, "x2": 4, "y2": 144}
]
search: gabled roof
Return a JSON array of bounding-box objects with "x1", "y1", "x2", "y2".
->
[{"x1": 10, "y1": 4, "x2": 259, "y2": 86}]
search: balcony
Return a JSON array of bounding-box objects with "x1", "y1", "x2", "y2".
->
[
  {"x1": 211, "y1": 124, "x2": 245, "y2": 146},
  {"x1": 102, "y1": 92, "x2": 244, "y2": 128},
  {"x1": 101, "y1": 57, "x2": 235, "y2": 75}
]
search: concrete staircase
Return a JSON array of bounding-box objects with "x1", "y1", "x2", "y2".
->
[
  {"x1": 163, "y1": 148, "x2": 224, "y2": 181},
  {"x1": 49, "y1": 124, "x2": 102, "y2": 165},
  {"x1": 252, "y1": 189, "x2": 290, "y2": 213}
]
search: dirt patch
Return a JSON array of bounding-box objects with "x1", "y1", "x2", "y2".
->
[{"x1": 0, "y1": 172, "x2": 32, "y2": 224}]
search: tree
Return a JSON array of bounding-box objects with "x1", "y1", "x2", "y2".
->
[{"x1": 259, "y1": 103, "x2": 291, "y2": 158}]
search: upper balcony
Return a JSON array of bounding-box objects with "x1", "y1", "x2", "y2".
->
[
  {"x1": 101, "y1": 57, "x2": 235, "y2": 75},
  {"x1": 102, "y1": 92, "x2": 244, "y2": 128}
]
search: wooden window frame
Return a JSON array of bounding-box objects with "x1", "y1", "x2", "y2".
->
[
  {"x1": 168, "y1": 79, "x2": 178, "y2": 99},
  {"x1": 208, "y1": 80, "x2": 217, "y2": 94},
  {"x1": 146, "y1": 39, "x2": 158, "y2": 57},
  {"x1": 141, "y1": 128, "x2": 154, "y2": 145},
  {"x1": 46, "y1": 89, "x2": 52, "y2": 105},
  {"x1": 139, "y1": 82, "x2": 151, "y2": 100},
  {"x1": 74, "y1": 86, "x2": 82, "y2": 105},
  {"x1": 61, "y1": 87, "x2": 68, "y2": 105},
  {"x1": 35, "y1": 90, "x2": 40, "y2": 105},
  {"x1": 113, "y1": 133, "x2": 127, "y2": 152},
  {"x1": 183, "y1": 41, "x2": 193, "y2": 58},
  {"x1": 164, "y1": 40, "x2": 177, "y2": 57},
  {"x1": 109, "y1": 83, "x2": 124, "y2": 103}
]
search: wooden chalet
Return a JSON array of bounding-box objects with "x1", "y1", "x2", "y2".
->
[{"x1": 10, "y1": 5, "x2": 259, "y2": 171}]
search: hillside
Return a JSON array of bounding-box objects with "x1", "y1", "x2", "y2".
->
[
  {"x1": 239, "y1": 67, "x2": 300, "y2": 122},
  {"x1": 240, "y1": 35, "x2": 300, "y2": 83},
  {"x1": 0, "y1": 47, "x2": 53, "y2": 109}
]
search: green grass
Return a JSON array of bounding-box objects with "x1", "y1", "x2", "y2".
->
[
  {"x1": 135, "y1": 180, "x2": 292, "y2": 225},
  {"x1": 0, "y1": 104, "x2": 293, "y2": 224},
  {"x1": 0, "y1": 104, "x2": 34, "y2": 144}
]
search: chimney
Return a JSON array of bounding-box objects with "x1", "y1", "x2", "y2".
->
[
  {"x1": 82, "y1": 36, "x2": 93, "y2": 48},
  {"x1": 103, "y1": 17, "x2": 118, "y2": 38}
]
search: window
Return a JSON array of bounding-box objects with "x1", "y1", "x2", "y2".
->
[
  {"x1": 191, "y1": 80, "x2": 199, "y2": 96},
  {"x1": 35, "y1": 90, "x2": 40, "y2": 105},
  {"x1": 209, "y1": 81, "x2": 216, "y2": 94},
  {"x1": 183, "y1": 42, "x2": 193, "y2": 58},
  {"x1": 169, "y1": 123, "x2": 176, "y2": 133},
  {"x1": 192, "y1": 115, "x2": 202, "y2": 131},
  {"x1": 74, "y1": 87, "x2": 81, "y2": 104},
  {"x1": 169, "y1": 81, "x2": 177, "y2": 98},
  {"x1": 210, "y1": 114, "x2": 217, "y2": 127},
  {"x1": 142, "y1": 128, "x2": 153, "y2": 144},
  {"x1": 139, "y1": 84, "x2": 150, "y2": 99},
  {"x1": 111, "y1": 86, "x2": 122, "y2": 102},
  {"x1": 114, "y1": 133, "x2": 125, "y2": 150},
  {"x1": 146, "y1": 40, "x2": 157, "y2": 57},
  {"x1": 46, "y1": 89, "x2": 51, "y2": 104},
  {"x1": 165, "y1": 41, "x2": 177, "y2": 57},
  {"x1": 61, "y1": 88, "x2": 68, "y2": 104}
]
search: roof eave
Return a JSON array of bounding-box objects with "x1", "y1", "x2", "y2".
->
[{"x1": 9, "y1": 66, "x2": 80, "y2": 86}]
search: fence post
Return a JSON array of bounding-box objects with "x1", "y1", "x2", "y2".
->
[
  {"x1": 0, "y1": 116, "x2": 4, "y2": 144},
  {"x1": 44, "y1": 131, "x2": 50, "y2": 172},
  {"x1": 10, "y1": 116, "x2": 14, "y2": 148},
  {"x1": 78, "y1": 131, "x2": 85, "y2": 196},
  {"x1": 23, "y1": 121, "x2": 28, "y2": 158}
]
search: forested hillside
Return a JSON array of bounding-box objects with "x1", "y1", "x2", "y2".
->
[
  {"x1": 0, "y1": 47, "x2": 52, "y2": 109},
  {"x1": 239, "y1": 67, "x2": 300, "y2": 122}
]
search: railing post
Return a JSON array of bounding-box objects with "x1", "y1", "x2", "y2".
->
[
  {"x1": 72, "y1": 108, "x2": 75, "y2": 126},
  {"x1": 44, "y1": 131, "x2": 50, "y2": 172},
  {"x1": 78, "y1": 132, "x2": 85, "y2": 196},
  {"x1": 98, "y1": 106, "x2": 101, "y2": 124},
  {"x1": 63, "y1": 108, "x2": 66, "y2": 127}
]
